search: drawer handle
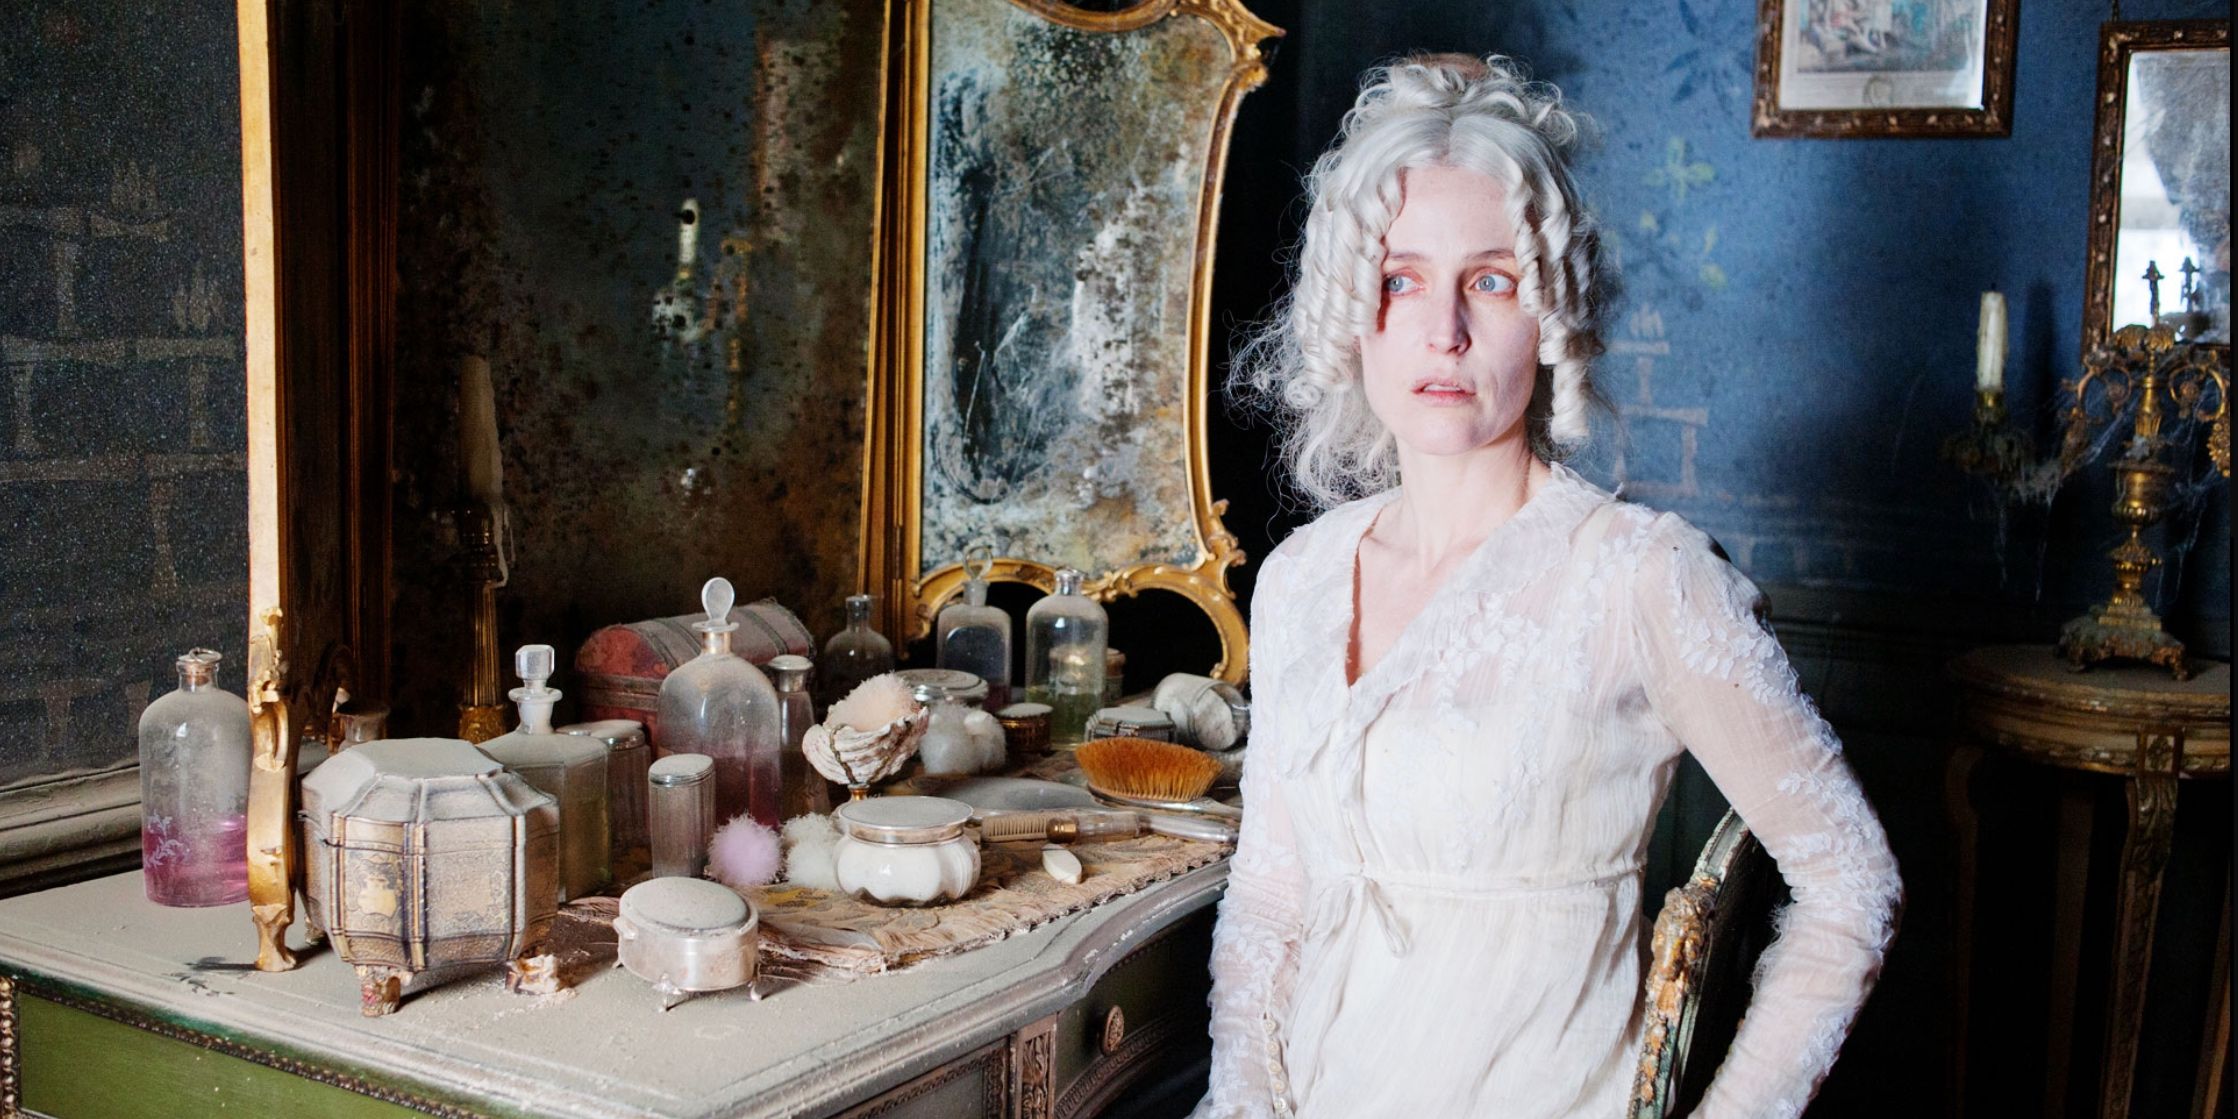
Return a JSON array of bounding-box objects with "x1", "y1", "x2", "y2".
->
[{"x1": 1101, "y1": 1006, "x2": 1126, "y2": 1055}]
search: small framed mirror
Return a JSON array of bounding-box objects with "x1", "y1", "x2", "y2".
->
[
  {"x1": 2083, "y1": 20, "x2": 2230, "y2": 354},
  {"x1": 866, "y1": 0, "x2": 1281, "y2": 681}
]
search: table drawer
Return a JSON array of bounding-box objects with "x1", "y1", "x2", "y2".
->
[
  {"x1": 1054, "y1": 908, "x2": 1214, "y2": 1118},
  {"x1": 8, "y1": 982, "x2": 467, "y2": 1118}
]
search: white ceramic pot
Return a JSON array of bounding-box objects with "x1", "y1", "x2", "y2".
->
[{"x1": 832, "y1": 796, "x2": 981, "y2": 907}]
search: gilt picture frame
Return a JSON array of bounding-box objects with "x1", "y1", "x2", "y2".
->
[
  {"x1": 864, "y1": 0, "x2": 1280, "y2": 681},
  {"x1": 1752, "y1": 0, "x2": 2018, "y2": 138}
]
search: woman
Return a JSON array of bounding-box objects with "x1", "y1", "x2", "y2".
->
[{"x1": 1194, "y1": 55, "x2": 1901, "y2": 1118}]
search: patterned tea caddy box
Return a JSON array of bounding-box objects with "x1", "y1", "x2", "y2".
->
[{"x1": 574, "y1": 599, "x2": 812, "y2": 748}]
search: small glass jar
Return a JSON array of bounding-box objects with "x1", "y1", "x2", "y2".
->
[
  {"x1": 1103, "y1": 648, "x2": 1127, "y2": 707},
  {"x1": 768, "y1": 655, "x2": 830, "y2": 819},
  {"x1": 560, "y1": 718, "x2": 651, "y2": 853},
  {"x1": 936, "y1": 549, "x2": 1012, "y2": 709},
  {"x1": 898, "y1": 668, "x2": 1003, "y2": 776},
  {"x1": 994, "y1": 702, "x2": 1053, "y2": 762},
  {"x1": 1151, "y1": 674, "x2": 1252, "y2": 750},
  {"x1": 1084, "y1": 705, "x2": 1176, "y2": 743},
  {"x1": 648, "y1": 753, "x2": 717, "y2": 879},
  {"x1": 1023, "y1": 569, "x2": 1108, "y2": 747},
  {"x1": 832, "y1": 796, "x2": 980, "y2": 907},
  {"x1": 138, "y1": 648, "x2": 252, "y2": 907},
  {"x1": 819, "y1": 593, "x2": 896, "y2": 713}
]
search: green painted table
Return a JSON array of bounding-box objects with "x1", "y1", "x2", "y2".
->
[{"x1": 0, "y1": 866, "x2": 1223, "y2": 1118}]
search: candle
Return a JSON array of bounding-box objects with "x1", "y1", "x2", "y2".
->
[
  {"x1": 1975, "y1": 291, "x2": 2007, "y2": 394},
  {"x1": 459, "y1": 355, "x2": 503, "y2": 506},
  {"x1": 676, "y1": 198, "x2": 699, "y2": 278}
]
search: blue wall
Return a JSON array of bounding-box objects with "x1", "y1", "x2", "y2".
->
[{"x1": 1210, "y1": 0, "x2": 2230, "y2": 653}]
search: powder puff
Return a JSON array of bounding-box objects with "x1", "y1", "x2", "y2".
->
[
  {"x1": 780, "y1": 812, "x2": 842, "y2": 892},
  {"x1": 705, "y1": 814, "x2": 783, "y2": 889}
]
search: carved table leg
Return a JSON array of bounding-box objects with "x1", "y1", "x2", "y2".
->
[
  {"x1": 2099, "y1": 730, "x2": 2181, "y2": 1119},
  {"x1": 356, "y1": 965, "x2": 403, "y2": 1017},
  {"x1": 2192, "y1": 877, "x2": 2231, "y2": 1119},
  {"x1": 1011, "y1": 1012, "x2": 1057, "y2": 1119}
]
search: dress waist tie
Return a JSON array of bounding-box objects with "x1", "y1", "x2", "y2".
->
[
  {"x1": 1306, "y1": 866, "x2": 1644, "y2": 958},
  {"x1": 1307, "y1": 872, "x2": 1412, "y2": 956}
]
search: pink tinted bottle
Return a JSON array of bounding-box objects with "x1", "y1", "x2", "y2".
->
[{"x1": 137, "y1": 648, "x2": 251, "y2": 906}]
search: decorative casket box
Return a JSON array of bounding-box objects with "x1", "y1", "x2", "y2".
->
[
  {"x1": 298, "y1": 737, "x2": 561, "y2": 1015},
  {"x1": 574, "y1": 599, "x2": 812, "y2": 743}
]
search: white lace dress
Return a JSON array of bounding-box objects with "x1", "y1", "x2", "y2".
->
[{"x1": 1191, "y1": 463, "x2": 1902, "y2": 1118}]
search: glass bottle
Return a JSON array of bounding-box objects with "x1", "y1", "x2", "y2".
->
[
  {"x1": 138, "y1": 648, "x2": 252, "y2": 906},
  {"x1": 656, "y1": 577, "x2": 783, "y2": 828},
  {"x1": 768, "y1": 654, "x2": 829, "y2": 820},
  {"x1": 819, "y1": 593, "x2": 895, "y2": 713},
  {"x1": 479, "y1": 644, "x2": 613, "y2": 901},
  {"x1": 936, "y1": 548, "x2": 1013, "y2": 709},
  {"x1": 1023, "y1": 569, "x2": 1108, "y2": 746}
]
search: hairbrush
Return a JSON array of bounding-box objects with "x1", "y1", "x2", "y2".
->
[{"x1": 1074, "y1": 737, "x2": 1240, "y2": 820}]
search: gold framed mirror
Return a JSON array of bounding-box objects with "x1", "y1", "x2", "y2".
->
[
  {"x1": 864, "y1": 0, "x2": 1279, "y2": 683},
  {"x1": 2082, "y1": 20, "x2": 2230, "y2": 356}
]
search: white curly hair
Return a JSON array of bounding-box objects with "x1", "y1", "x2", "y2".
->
[{"x1": 1236, "y1": 53, "x2": 1607, "y2": 510}]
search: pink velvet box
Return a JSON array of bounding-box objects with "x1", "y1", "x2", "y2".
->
[{"x1": 574, "y1": 600, "x2": 812, "y2": 751}]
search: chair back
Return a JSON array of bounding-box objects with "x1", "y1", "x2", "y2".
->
[{"x1": 1627, "y1": 807, "x2": 1778, "y2": 1118}]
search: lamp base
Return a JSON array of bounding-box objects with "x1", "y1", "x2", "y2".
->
[{"x1": 2056, "y1": 601, "x2": 2191, "y2": 680}]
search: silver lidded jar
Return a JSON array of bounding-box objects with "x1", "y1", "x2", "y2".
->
[
  {"x1": 1084, "y1": 705, "x2": 1176, "y2": 743},
  {"x1": 832, "y1": 796, "x2": 981, "y2": 907},
  {"x1": 613, "y1": 876, "x2": 759, "y2": 1010},
  {"x1": 648, "y1": 753, "x2": 717, "y2": 879}
]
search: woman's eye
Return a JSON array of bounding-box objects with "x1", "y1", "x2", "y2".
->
[
  {"x1": 1382, "y1": 274, "x2": 1416, "y2": 295},
  {"x1": 1473, "y1": 272, "x2": 1517, "y2": 294}
]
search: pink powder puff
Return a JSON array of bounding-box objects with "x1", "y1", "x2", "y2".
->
[{"x1": 706, "y1": 814, "x2": 784, "y2": 889}]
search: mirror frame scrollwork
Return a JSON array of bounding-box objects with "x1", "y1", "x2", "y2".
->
[{"x1": 865, "y1": 0, "x2": 1280, "y2": 683}]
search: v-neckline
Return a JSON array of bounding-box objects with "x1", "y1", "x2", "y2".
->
[{"x1": 1341, "y1": 465, "x2": 1563, "y2": 689}]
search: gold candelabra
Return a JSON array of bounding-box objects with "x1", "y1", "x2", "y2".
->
[{"x1": 2051, "y1": 322, "x2": 2228, "y2": 678}]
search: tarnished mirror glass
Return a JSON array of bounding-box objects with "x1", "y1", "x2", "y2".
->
[
  {"x1": 872, "y1": 0, "x2": 1279, "y2": 681},
  {"x1": 2085, "y1": 22, "x2": 2230, "y2": 353}
]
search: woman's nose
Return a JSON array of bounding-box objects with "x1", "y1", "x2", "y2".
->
[{"x1": 1423, "y1": 289, "x2": 1470, "y2": 354}]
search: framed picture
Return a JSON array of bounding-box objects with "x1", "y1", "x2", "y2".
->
[
  {"x1": 2081, "y1": 20, "x2": 2230, "y2": 356},
  {"x1": 1752, "y1": 0, "x2": 2019, "y2": 137}
]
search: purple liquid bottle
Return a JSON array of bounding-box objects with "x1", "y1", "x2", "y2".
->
[{"x1": 138, "y1": 648, "x2": 251, "y2": 906}]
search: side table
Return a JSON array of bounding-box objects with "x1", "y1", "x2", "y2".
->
[{"x1": 1946, "y1": 644, "x2": 2229, "y2": 1119}]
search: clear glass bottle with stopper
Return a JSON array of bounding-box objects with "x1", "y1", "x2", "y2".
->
[
  {"x1": 767, "y1": 654, "x2": 830, "y2": 819},
  {"x1": 936, "y1": 545, "x2": 1013, "y2": 709},
  {"x1": 819, "y1": 593, "x2": 894, "y2": 713},
  {"x1": 479, "y1": 644, "x2": 612, "y2": 900},
  {"x1": 138, "y1": 648, "x2": 252, "y2": 907},
  {"x1": 656, "y1": 577, "x2": 783, "y2": 828},
  {"x1": 1024, "y1": 568, "x2": 1108, "y2": 746}
]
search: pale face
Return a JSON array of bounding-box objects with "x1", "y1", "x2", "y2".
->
[{"x1": 1358, "y1": 164, "x2": 1541, "y2": 460}]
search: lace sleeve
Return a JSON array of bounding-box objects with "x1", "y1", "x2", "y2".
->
[
  {"x1": 1631, "y1": 515, "x2": 1903, "y2": 1119},
  {"x1": 1190, "y1": 568, "x2": 1308, "y2": 1119}
]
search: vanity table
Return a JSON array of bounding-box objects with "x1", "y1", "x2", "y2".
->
[{"x1": 0, "y1": 862, "x2": 1222, "y2": 1118}]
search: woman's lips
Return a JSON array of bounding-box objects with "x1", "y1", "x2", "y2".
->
[{"x1": 1412, "y1": 380, "x2": 1475, "y2": 405}]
